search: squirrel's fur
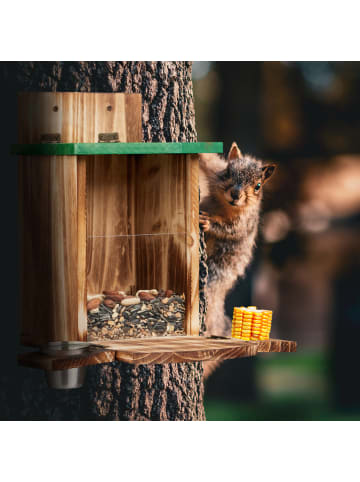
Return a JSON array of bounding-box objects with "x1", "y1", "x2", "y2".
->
[{"x1": 199, "y1": 143, "x2": 276, "y2": 378}]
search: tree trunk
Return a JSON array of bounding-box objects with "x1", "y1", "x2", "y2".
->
[{"x1": 9, "y1": 61, "x2": 206, "y2": 420}]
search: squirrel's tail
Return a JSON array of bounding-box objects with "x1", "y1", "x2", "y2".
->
[
  {"x1": 203, "y1": 359, "x2": 223, "y2": 379},
  {"x1": 199, "y1": 153, "x2": 226, "y2": 201},
  {"x1": 199, "y1": 152, "x2": 227, "y2": 174}
]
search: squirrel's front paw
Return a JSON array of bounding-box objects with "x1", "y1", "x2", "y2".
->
[{"x1": 199, "y1": 211, "x2": 211, "y2": 232}]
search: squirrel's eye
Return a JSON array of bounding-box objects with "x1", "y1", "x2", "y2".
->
[{"x1": 255, "y1": 183, "x2": 261, "y2": 192}]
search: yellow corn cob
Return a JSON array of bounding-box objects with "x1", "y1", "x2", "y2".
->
[{"x1": 232, "y1": 306, "x2": 273, "y2": 341}]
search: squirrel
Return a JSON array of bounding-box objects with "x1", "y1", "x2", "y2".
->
[{"x1": 199, "y1": 142, "x2": 276, "y2": 378}]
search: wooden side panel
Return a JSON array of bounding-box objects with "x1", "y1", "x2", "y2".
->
[
  {"x1": 18, "y1": 92, "x2": 142, "y2": 143},
  {"x1": 185, "y1": 154, "x2": 200, "y2": 335},
  {"x1": 77, "y1": 158, "x2": 87, "y2": 338},
  {"x1": 19, "y1": 155, "x2": 86, "y2": 345}
]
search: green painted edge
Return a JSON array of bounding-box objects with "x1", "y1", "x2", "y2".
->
[{"x1": 11, "y1": 142, "x2": 223, "y2": 156}]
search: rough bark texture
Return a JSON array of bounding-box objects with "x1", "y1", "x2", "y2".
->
[
  {"x1": 199, "y1": 228, "x2": 208, "y2": 334},
  {"x1": 9, "y1": 61, "x2": 207, "y2": 421}
]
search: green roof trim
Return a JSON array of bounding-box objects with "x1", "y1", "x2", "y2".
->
[{"x1": 11, "y1": 142, "x2": 223, "y2": 156}]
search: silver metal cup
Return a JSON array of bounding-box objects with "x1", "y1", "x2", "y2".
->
[
  {"x1": 41, "y1": 341, "x2": 91, "y2": 389},
  {"x1": 45, "y1": 366, "x2": 87, "y2": 389}
]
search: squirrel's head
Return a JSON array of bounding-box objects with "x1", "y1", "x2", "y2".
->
[{"x1": 214, "y1": 142, "x2": 276, "y2": 208}]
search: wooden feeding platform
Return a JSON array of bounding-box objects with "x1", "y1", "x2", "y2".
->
[
  {"x1": 17, "y1": 337, "x2": 296, "y2": 370},
  {"x1": 14, "y1": 92, "x2": 296, "y2": 376}
]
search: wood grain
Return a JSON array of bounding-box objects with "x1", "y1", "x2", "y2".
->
[
  {"x1": 96, "y1": 336, "x2": 296, "y2": 364},
  {"x1": 125, "y1": 95, "x2": 143, "y2": 141},
  {"x1": 133, "y1": 154, "x2": 188, "y2": 295},
  {"x1": 77, "y1": 157, "x2": 87, "y2": 339},
  {"x1": 18, "y1": 155, "x2": 86, "y2": 344},
  {"x1": 185, "y1": 154, "x2": 200, "y2": 335},
  {"x1": 18, "y1": 347, "x2": 115, "y2": 371},
  {"x1": 86, "y1": 154, "x2": 136, "y2": 294},
  {"x1": 18, "y1": 92, "x2": 142, "y2": 143},
  {"x1": 108, "y1": 337, "x2": 258, "y2": 364},
  {"x1": 18, "y1": 336, "x2": 296, "y2": 370},
  {"x1": 257, "y1": 338, "x2": 297, "y2": 353}
]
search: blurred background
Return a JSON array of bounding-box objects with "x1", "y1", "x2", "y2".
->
[{"x1": 193, "y1": 61, "x2": 360, "y2": 421}]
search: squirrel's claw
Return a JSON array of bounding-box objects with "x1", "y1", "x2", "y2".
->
[{"x1": 199, "y1": 212, "x2": 211, "y2": 232}]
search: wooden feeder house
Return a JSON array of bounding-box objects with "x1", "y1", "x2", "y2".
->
[{"x1": 14, "y1": 93, "x2": 296, "y2": 389}]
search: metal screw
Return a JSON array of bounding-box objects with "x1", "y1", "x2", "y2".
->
[
  {"x1": 107, "y1": 105, "x2": 112, "y2": 112},
  {"x1": 53, "y1": 106, "x2": 58, "y2": 112}
]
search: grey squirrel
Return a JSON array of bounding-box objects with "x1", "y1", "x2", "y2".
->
[{"x1": 199, "y1": 142, "x2": 276, "y2": 377}]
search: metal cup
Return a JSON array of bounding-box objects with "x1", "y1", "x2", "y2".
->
[
  {"x1": 41, "y1": 341, "x2": 90, "y2": 389},
  {"x1": 45, "y1": 366, "x2": 87, "y2": 390}
]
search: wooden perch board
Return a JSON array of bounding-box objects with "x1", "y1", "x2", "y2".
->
[
  {"x1": 18, "y1": 337, "x2": 296, "y2": 371},
  {"x1": 257, "y1": 338, "x2": 297, "y2": 353},
  {"x1": 96, "y1": 336, "x2": 259, "y2": 364}
]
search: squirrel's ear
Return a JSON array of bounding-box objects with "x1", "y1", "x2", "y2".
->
[
  {"x1": 227, "y1": 142, "x2": 242, "y2": 161},
  {"x1": 262, "y1": 164, "x2": 276, "y2": 183}
]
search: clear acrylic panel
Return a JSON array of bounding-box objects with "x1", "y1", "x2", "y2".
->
[{"x1": 86, "y1": 233, "x2": 187, "y2": 341}]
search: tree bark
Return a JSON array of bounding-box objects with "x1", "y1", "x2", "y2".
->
[{"x1": 10, "y1": 61, "x2": 206, "y2": 421}]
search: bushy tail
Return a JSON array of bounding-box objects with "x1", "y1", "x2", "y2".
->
[
  {"x1": 199, "y1": 152, "x2": 226, "y2": 172},
  {"x1": 199, "y1": 154, "x2": 217, "y2": 200},
  {"x1": 203, "y1": 359, "x2": 223, "y2": 379}
]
